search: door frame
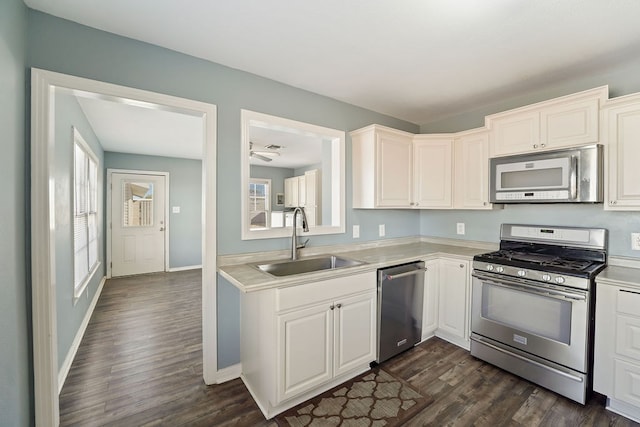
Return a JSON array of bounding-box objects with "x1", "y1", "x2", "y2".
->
[
  {"x1": 106, "y1": 169, "x2": 171, "y2": 278},
  {"x1": 30, "y1": 68, "x2": 218, "y2": 425}
]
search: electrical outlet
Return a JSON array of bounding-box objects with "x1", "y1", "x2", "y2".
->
[
  {"x1": 456, "y1": 223, "x2": 465, "y2": 235},
  {"x1": 172, "y1": 206, "x2": 181, "y2": 213},
  {"x1": 379, "y1": 224, "x2": 386, "y2": 237},
  {"x1": 632, "y1": 233, "x2": 640, "y2": 250},
  {"x1": 353, "y1": 225, "x2": 360, "y2": 239}
]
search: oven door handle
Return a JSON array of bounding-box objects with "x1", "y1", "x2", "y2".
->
[{"x1": 473, "y1": 272, "x2": 587, "y2": 301}]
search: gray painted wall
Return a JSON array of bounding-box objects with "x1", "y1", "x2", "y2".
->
[
  {"x1": 54, "y1": 89, "x2": 106, "y2": 370},
  {"x1": 104, "y1": 152, "x2": 203, "y2": 268},
  {"x1": 0, "y1": 0, "x2": 30, "y2": 424}
]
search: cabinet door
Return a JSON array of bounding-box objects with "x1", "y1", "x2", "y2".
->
[
  {"x1": 298, "y1": 176, "x2": 306, "y2": 207},
  {"x1": 490, "y1": 110, "x2": 540, "y2": 157},
  {"x1": 277, "y1": 303, "x2": 333, "y2": 403},
  {"x1": 604, "y1": 100, "x2": 640, "y2": 210},
  {"x1": 413, "y1": 137, "x2": 453, "y2": 208},
  {"x1": 376, "y1": 131, "x2": 413, "y2": 207},
  {"x1": 284, "y1": 177, "x2": 298, "y2": 208},
  {"x1": 437, "y1": 259, "x2": 470, "y2": 342},
  {"x1": 541, "y1": 98, "x2": 599, "y2": 148},
  {"x1": 421, "y1": 260, "x2": 439, "y2": 340},
  {"x1": 454, "y1": 131, "x2": 491, "y2": 209},
  {"x1": 334, "y1": 292, "x2": 376, "y2": 376},
  {"x1": 304, "y1": 169, "x2": 321, "y2": 226}
]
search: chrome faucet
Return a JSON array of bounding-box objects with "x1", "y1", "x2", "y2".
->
[{"x1": 291, "y1": 207, "x2": 310, "y2": 260}]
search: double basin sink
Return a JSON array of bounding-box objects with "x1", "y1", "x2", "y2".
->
[{"x1": 255, "y1": 255, "x2": 365, "y2": 277}]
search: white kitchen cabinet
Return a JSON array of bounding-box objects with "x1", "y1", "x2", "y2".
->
[
  {"x1": 284, "y1": 176, "x2": 299, "y2": 208},
  {"x1": 413, "y1": 135, "x2": 453, "y2": 208},
  {"x1": 602, "y1": 94, "x2": 640, "y2": 210},
  {"x1": 487, "y1": 86, "x2": 607, "y2": 157},
  {"x1": 436, "y1": 258, "x2": 470, "y2": 350},
  {"x1": 594, "y1": 280, "x2": 640, "y2": 423},
  {"x1": 351, "y1": 124, "x2": 414, "y2": 208},
  {"x1": 303, "y1": 169, "x2": 321, "y2": 225},
  {"x1": 421, "y1": 259, "x2": 440, "y2": 340},
  {"x1": 453, "y1": 129, "x2": 493, "y2": 209},
  {"x1": 277, "y1": 303, "x2": 333, "y2": 402},
  {"x1": 241, "y1": 271, "x2": 376, "y2": 419}
]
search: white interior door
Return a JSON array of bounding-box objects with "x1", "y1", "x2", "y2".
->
[{"x1": 111, "y1": 172, "x2": 166, "y2": 277}]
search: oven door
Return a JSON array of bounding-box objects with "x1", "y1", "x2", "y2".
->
[{"x1": 471, "y1": 271, "x2": 589, "y2": 373}]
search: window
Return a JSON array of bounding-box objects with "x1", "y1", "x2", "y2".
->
[
  {"x1": 249, "y1": 178, "x2": 271, "y2": 230},
  {"x1": 73, "y1": 128, "x2": 99, "y2": 298}
]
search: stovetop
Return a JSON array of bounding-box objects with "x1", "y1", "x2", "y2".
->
[{"x1": 474, "y1": 241, "x2": 607, "y2": 279}]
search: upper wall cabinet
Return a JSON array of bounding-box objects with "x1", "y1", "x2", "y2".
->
[
  {"x1": 453, "y1": 129, "x2": 493, "y2": 209},
  {"x1": 351, "y1": 125, "x2": 493, "y2": 210},
  {"x1": 351, "y1": 125, "x2": 414, "y2": 208},
  {"x1": 413, "y1": 135, "x2": 454, "y2": 208},
  {"x1": 487, "y1": 86, "x2": 608, "y2": 157},
  {"x1": 602, "y1": 94, "x2": 640, "y2": 210}
]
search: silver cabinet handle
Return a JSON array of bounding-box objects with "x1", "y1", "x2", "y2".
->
[
  {"x1": 385, "y1": 267, "x2": 429, "y2": 281},
  {"x1": 541, "y1": 143, "x2": 546, "y2": 148},
  {"x1": 533, "y1": 144, "x2": 538, "y2": 149},
  {"x1": 336, "y1": 303, "x2": 342, "y2": 309},
  {"x1": 330, "y1": 305, "x2": 335, "y2": 310},
  {"x1": 460, "y1": 264, "x2": 464, "y2": 268},
  {"x1": 160, "y1": 227, "x2": 165, "y2": 231}
]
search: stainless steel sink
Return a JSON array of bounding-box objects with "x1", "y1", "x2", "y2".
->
[{"x1": 254, "y1": 255, "x2": 365, "y2": 277}]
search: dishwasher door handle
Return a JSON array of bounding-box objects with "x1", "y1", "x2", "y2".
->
[{"x1": 385, "y1": 267, "x2": 428, "y2": 281}]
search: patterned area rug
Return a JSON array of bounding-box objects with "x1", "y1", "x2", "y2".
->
[{"x1": 274, "y1": 368, "x2": 432, "y2": 426}]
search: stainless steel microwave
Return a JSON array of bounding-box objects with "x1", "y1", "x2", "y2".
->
[{"x1": 490, "y1": 144, "x2": 603, "y2": 203}]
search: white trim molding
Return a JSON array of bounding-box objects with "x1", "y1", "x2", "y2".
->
[
  {"x1": 168, "y1": 265, "x2": 203, "y2": 272},
  {"x1": 30, "y1": 68, "x2": 218, "y2": 426},
  {"x1": 58, "y1": 276, "x2": 107, "y2": 393},
  {"x1": 215, "y1": 363, "x2": 242, "y2": 384}
]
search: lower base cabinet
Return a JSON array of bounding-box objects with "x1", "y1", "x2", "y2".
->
[
  {"x1": 422, "y1": 257, "x2": 471, "y2": 350},
  {"x1": 241, "y1": 271, "x2": 377, "y2": 419},
  {"x1": 594, "y1": 282, "x2": 640, "y2": 423}
]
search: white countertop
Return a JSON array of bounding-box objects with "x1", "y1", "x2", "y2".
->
[
  {"x1": 597, "y1": 265, "x2": 640, "y2": 291},
  {"x1": 218, "y1": 240, "x2": 489, "y2": 292}
]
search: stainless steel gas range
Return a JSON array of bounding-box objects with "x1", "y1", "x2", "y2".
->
[{"x1": 470, "y1": 224, "x2": 607, "y2": 404}]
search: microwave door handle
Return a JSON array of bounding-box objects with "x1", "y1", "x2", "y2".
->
[{"x1": 570, "y1": 155, "x2": 578, "y2": 200}]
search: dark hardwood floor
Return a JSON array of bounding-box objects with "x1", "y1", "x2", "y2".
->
[{"x1": 60, "y1": 270, "x2": 639, "y2": 426}]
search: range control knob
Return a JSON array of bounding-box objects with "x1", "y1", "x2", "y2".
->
[
  {"x1": 555, "y1": 276, "x2": 566, "y2": 284},
  {"x1": 542, "y1": 274, "x2": 551, "y2": 281},
  {"x1": 486, "y1": 265, "x2": 494, "y2": 271},
  {"x1": 517, "y1": 270, "x2": 527, "y2": 277},
  {"x1": 496, "y1": 266, "x2": 504, "y2": 273}
]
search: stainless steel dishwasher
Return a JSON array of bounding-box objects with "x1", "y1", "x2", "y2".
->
[{"x1": 376, "y1": 261, "x2": 425, "y2": 363}]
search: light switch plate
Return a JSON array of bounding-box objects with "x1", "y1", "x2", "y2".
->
[
  {"x1": 457, "y1": 223, "x2": 465, "y2": 235},
  {"x1": 353, "y1": 225, "x2": 360, "y2": 239},
  {"x1": 632, "y1": 233, "x2": 640, "y2": 250},
  {"x1": 379, "y1": 224, "x2": 385, "y2": 237}
]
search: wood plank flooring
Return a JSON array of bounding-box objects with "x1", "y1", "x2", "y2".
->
[{"x1": 60, "y1": 270, "x2": 639, "y2": 426}]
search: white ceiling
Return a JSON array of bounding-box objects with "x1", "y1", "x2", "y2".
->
[
  {"x1": 75, "y1": 95, "x2": 204, "y2": 159},
  {"x1": 30, "y1": 0, "x2": 640, "y2": 126}
]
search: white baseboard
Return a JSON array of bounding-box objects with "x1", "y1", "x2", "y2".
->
[
  {"x1": 58, "y1": 275, "x2": 106, "y2": 393},
  {"x1": 168, "y1": 264, "x2": 203, "y2": 272},
  {"x1": 216, "y1": 363, "x2": 242, "y2": 383}
]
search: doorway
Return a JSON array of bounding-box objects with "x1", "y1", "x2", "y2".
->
[
  {"x1": 31, "y1": 68, "x2": 218, "y2": 425},
  {"x1": 108, "y1": 170, "x2": 169, "y2": 277}
]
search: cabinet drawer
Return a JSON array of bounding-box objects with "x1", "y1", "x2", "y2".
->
[
  {"x1": 617, "y1": 289, "x2": 640, "y2": 316},
  {"x1": 616, "y1": 315, "x2": 640, "y2": 360},
  {"x1": 614, "y1": 359, "x2": 640, "y2": 407},
  {"x1": 276, "y1": 271, "x2": 376, "y2": 312}
]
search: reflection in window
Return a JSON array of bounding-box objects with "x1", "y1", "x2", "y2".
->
[
  {"x1": 123, "y1": 181, "x2": 154, "y2": 227},
  {"x1": 249, "y1": 178, "x2": 271, "y2": 230}
]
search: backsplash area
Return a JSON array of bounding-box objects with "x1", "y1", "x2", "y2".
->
[{"x1": 420, "y1": 203, "x2": 640, "y2": 258}]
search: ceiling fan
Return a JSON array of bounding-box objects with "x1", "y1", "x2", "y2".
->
[{"x1": 250, "y1": 142, "x2": 281, "y2": 162}]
